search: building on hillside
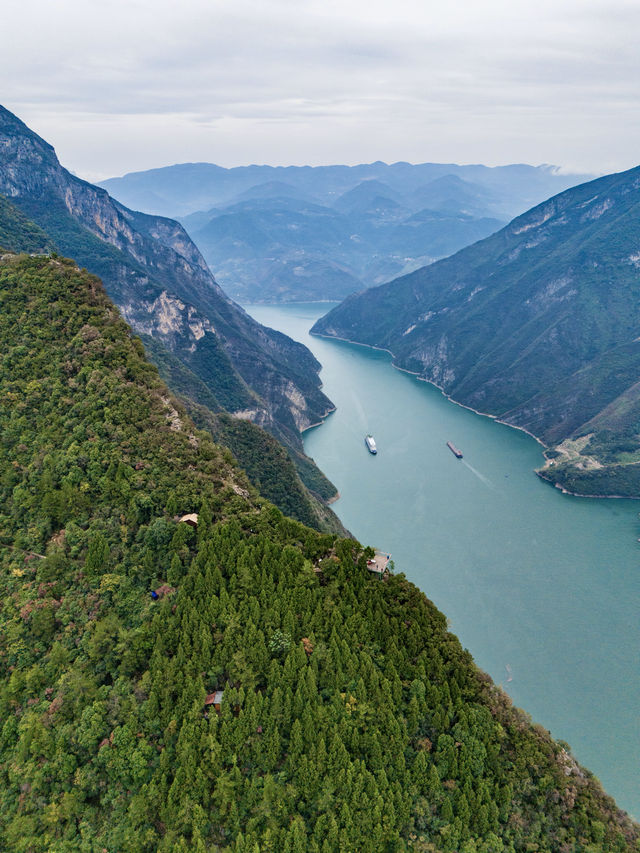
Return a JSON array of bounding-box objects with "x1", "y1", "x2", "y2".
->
[
  {"x1": 366, "y1": 550, "x2": 390, "y2": 576},
  {"x1": 204, "y1": 690, "x2": 224, "y2": 713}
]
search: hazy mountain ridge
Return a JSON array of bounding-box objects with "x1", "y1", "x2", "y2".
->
[
  {"x1": 100, "y1": 161, "x2": 590, "y2": 303},
  {"x1": 0, "y1": 104, "x2": 338, "y2": 504},
  {"x1": 178, "y1": 184, "x2": 506, "y2": 303},
  {"x1": 100, "y1": 160, "x2": 590, "y2": 219},
  {"x1": 312, "y1": 166, "x2": 640, "y2": 496}
]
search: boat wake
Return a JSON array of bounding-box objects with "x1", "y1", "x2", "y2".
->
[
  {"x1": 351, "y1": 391, "x2": 368, "y2": 431},
  {"x1": 461, "y1": 460, "x2": 494, "y2": 489}
]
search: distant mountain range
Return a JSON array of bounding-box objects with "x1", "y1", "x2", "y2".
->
[
  {"x1": 0, "y1": 105, "x2": 340, "y2": 525},
  {"x1": 313, "y1": 166, "x2": 640, "y2": 497},
  {"x1": 100, "y1": 162, "x2": 591, "y2": 303}
]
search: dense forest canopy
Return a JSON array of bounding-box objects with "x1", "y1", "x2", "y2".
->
[{"x1": 0, "y1": 252, "x2": 637, "y2": 851}]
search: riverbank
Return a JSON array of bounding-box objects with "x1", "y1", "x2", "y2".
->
[
  {"x1": 301, "y1": 405, "x2": 337, "y2": 434},
  {"x1": 311, "y1": 330, "x2": 640, "y2": 500}
]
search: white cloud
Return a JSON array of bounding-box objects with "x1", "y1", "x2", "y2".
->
[{"x1": 3, "y1": 0, "x2": 640, "y2": 177}]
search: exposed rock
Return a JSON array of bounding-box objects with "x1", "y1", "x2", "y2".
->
[{"x1": 0, "y1": 104, "x2": 336, "y2": 485}]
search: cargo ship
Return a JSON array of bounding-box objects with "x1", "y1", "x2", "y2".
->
[
  {"x1": 446, "y1": 440, "x2": 463, "y2": 459},
  {"x1": 365, "y1": 434, "x2": 377, "y2": 454}
]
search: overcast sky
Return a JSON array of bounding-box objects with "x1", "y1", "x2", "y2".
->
[{"x1": 3, "y1": 0, "x2": 639, "y2": 180}]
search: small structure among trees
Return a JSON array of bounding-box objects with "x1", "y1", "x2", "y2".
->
[
  {"x1": 366, "y1": 550, "x2": 390, "y2": 576},
  {"x1": 151, "y1": 584, "x2": 175, "y2": 601},
  {"x1": 178, "y1": 513, "x2": 199, "y2": 527},
  {"x1": 204, "y1": 690, "x2": 224, "y2": 713}
]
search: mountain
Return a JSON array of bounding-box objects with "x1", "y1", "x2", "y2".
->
[
  {"x1": 0, "y1": 247, "x2": 637, "y2": 851},
  {"x1": 0, "y1": 191, "x2": 341, "y2": 534},
  {"x1": 101, "y1": 161, "x2": 591, "y2": 220},
  {"x1": 232, "y1": 179, "x2": 317, "y2": 204},
  {"x1": 0, "y1": 104, "x2": 338, "y2": 507},
  {"x1": 313, "y1": 166, "x2": 640, "y2": 496},
  {"x1": 179, "y1": 192, "x2": 503, "y2": 303},
  {"x1": 182, "y1": 197, "x2": 367, "y2": 303},
  {"x1": 100, "y1": 162, "x2": 591, "y2": 303},
  {"x1": 0, "y1": 193, "x2": 54, "y2": 253},
  {"x1": 408, "y1": 174, "x2": 499, "y2": 218},
  {"x1": 332, "y1": 179, "x2": 406, "y2": 215}
]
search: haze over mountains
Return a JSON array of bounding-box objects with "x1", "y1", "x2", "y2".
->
[
  {"x1": 313, "y1": 165, "x2": 640, "y2": 497},
  {"x1": 101, "y1": 162, "x2": 590, "y2": 303}
]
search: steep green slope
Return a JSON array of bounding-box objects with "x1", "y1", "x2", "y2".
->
[
  {"x1": 0, "y1": 104, "x2": 338, "y2": 504},
  {"x1": 0, "y1": 256, "x2": 637, "y2": 851},
  {"x1": 313, "y1": 166, "x2": 640, "y2": 496},
  {"x1": 140, "y1": 333, "x2": 341, "y2": 526},
  {"x1": 0, "y1": 196, "x2": 338, "y2": 532},
  {"x1": 139, "y1": 331, "x2": 344, "y2": 531},
  {"x1": 189, "y1": 408, "x2": 347, "y2": 535},
  {"x1": 0, "y1": 193, "x2": 54, "y2": 254}
]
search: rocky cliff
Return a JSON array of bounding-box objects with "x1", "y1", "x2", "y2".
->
[{"x1": 0, "y1": 105, "x2": 336, "y2": 498}]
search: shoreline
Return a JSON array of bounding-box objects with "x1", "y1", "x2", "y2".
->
[
  {"x1": 310, "y1": 329, "x2": 635, "y2": 502},
  {"x1": 301, "y1": 405, "x2": 337, "y2": 434},
  {"x1": 535, "y1": 471, "x2": 640, "y2": 501}
]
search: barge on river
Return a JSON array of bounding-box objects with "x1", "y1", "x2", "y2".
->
[{"x1": 446, "y1": 440, "x2": 463, "y2": 459}]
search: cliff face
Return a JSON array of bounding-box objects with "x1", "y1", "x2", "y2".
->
[
  {"x1": 313, "y1": 166, "x2": 640, "y2": 495},
  {"x1": 0, "y1": 105, "x2": 335, "y2": 492}
]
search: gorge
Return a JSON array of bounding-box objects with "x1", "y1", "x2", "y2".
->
[{"x1": 248, "y1": 300, "x2": 640, "y2": 820}]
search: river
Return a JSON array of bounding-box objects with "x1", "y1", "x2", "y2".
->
[{"x1": 247, "y1": 302, "x2": 639, "y2": 819}]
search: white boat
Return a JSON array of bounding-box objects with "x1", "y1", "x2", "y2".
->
[{"x1": 365, "y1": 434, "x2": 377, "y2": 454}]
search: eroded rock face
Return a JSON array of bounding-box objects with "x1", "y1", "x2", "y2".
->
[{"x1": 0, "y1": 105, "x2": 334, "y2": 458}]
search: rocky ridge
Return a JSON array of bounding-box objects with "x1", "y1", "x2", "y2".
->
[{"x1": 0, "y1": 104, "x2": 336, "y2": 499}]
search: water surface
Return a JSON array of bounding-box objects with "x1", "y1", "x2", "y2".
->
[{"x1": 247, "y1": 302, "x2": 639, "y2": 818}]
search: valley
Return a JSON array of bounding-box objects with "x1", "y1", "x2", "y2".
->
[
  {"x1": 1, "y1": 103, "x2": 638, "y2": 850},
  {"x1": 247, "y1": 301, "x2": 640, "y2": 820},
  {"x1": 4, "y1": 1, "x2": 640, "y2": 849},
  {"x1": 313, "y1": 167, "x2": 640, "y2": 497},
  {"x1": 101, "y1": 161, "x2": 589, "y2": 304}
]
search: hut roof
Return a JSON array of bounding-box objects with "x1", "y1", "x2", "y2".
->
[
  {"x1": 179, "y1": 513, "x2": 199, "y2": 526},
  {"x1": 204, "y1": 690, "x2": 224, "y2": 707}
]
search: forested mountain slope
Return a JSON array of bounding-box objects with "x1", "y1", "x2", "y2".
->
[
  {"x1": 0, "y1": 105, "x2": 337, "y2": 503},
  {"x1": 313, "y1": 166, "x2": 640, "y2": 496},
  {"x1": 0, "y1": 193, "x2": 340, "y2": 532},
  {"x1": 0, "y1": 194, "x2": 54, "y2": 254},
  {"x1": 0, "y1": 254, "x2": 637, "y2": 850}
]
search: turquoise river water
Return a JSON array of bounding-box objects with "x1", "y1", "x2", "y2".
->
[{"x1": 246, "y1": 302, "x2": 639, "y2": 819}]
